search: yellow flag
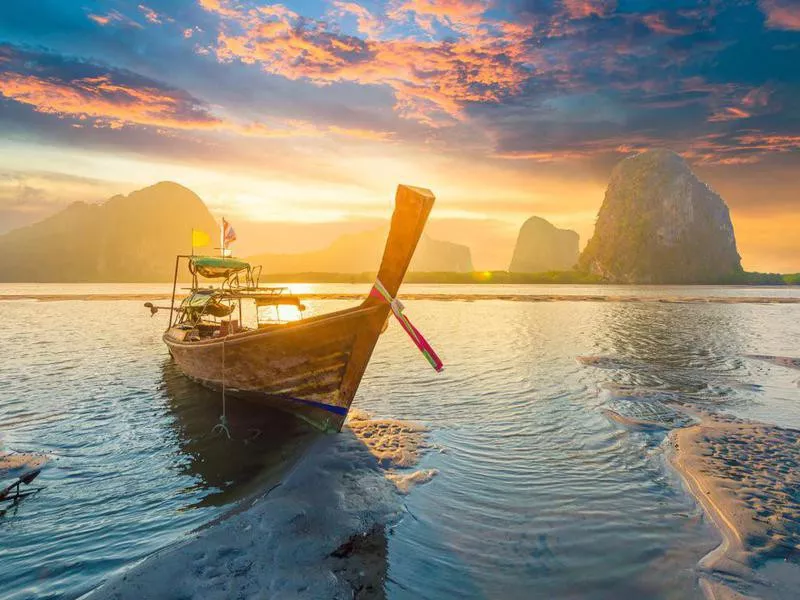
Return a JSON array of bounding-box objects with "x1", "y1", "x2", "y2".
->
[{"x1": 192, "y1": 229, "x2": 210, "y2": 247}]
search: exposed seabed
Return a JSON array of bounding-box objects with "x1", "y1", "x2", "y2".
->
[
  {"x1": 591, "y1": 354, "x2": 800, "y2": 599},
  {"x1": 83, "y1": 411, "x2": 434, "y2": 600}
]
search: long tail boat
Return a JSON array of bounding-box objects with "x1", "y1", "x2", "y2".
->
[{"x1": 147, "y1": 185, "x2": 442, "y2": 432}]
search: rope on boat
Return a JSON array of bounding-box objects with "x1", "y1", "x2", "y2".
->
[
  {"x1": 212, "y1": 335, "x2": 231, "y2": 439},
  {"x1": 370, "y1": 279, "x2": 443, "y2": 372}
]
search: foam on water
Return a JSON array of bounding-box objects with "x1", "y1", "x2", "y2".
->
[{"x1": 346, "y1": 408, "x2": 438, "y2": 495}]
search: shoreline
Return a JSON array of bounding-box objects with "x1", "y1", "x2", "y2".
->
[
  {"x1": 83, "y1": 430, "x2": 404, "y2": 600},
  {"x1": 83, "y1": 411, "x2": 435, "y2": 600},
  {"x1": 2, "y1": 292, "x2": 800, "y2": 304},
  {"x1": 667, "y1": 415, "x2": 800, "y2": 598}
]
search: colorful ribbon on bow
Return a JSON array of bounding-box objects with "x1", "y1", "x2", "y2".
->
[{"x1": 370, "y1": 279, "x2": 443, "y2": 372}]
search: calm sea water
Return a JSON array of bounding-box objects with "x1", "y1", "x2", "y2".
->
[{"x1": 1, "y1": 285, "x2": 799, "y2": 599}]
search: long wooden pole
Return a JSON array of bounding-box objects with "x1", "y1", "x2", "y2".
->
[{"x1": 168, "y1": 255, "x2": 180, "y2": 329}]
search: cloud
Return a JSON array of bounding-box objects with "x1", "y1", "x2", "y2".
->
[
  {"x1": 87, "y1": 9, "x2": 143, "y2": 29},
  {"x1": 201, "y1": 0, "x2": 531, "y2": 126},
  {"x1": 760, "y1": 0, "x2": 800, "y2": 30},
  {"x1": 330, "y1": 1, "x2": 384, "y2": 37},
  {"x1": 138, "y1": 4, "x2": 166, "y2": 25},
  {"x1": 560, "y1": 0, "x2": 616, "y2": 20},
  {"x1": 0, "y1": 69, "x2": 221, "y2": 131},
  {"x1": 641, "y1": 12, "x2": 692, "y2": 35},
  {"x1": 0, "y1": 43, "x2": 401, "y2": 144},
  {"x1": 388, "y1": 0, "x2": 489, "y2": 32}
]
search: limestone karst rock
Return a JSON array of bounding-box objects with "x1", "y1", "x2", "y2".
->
[
  {"x1": 579, "y1": 149, "x2": 742, "y2": 283},
  {"x1": 250, "y1": 229, "x2": 474, "y2": 274},
  {"x1": 509, "y1": 217, "x2": 579, "y2": 273},
  {"x1": 0, "y1": 182, "x2": 218, "y2": 281}
]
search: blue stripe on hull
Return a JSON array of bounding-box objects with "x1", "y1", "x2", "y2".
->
[{"x1": 286, "y1": 396, "x2": 349, "y2": 416}]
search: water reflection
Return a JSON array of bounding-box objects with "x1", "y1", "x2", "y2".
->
[
  {"x1": 160, "y1": 359, "x2": 318, "y2": 507},
  {"x1": 592, "y1": 302, "x2": 746, "y2": 395}
]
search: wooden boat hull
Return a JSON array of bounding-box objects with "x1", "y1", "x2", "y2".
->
[
  {"x1": 164, "y1": 303, "x2": 389, "y2": 431},
  {"x1": 162, "y1": 184, "x2": 435, "y2": 432}
]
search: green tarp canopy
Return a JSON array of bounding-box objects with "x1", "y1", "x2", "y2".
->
[
  {"x1": 180, "y1": 290, "x2": 235, "y2": 318},
  {"x1": 190, "y1": 256, "x2": 250, "y2": 279}
]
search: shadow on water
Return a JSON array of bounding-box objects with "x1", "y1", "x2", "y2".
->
[
  {"x1": 159, "y1": 360, "x2": 391, "y2": 598},
  {"x1": 159, "y1": 358, "x2": 320, "y2": 508}
]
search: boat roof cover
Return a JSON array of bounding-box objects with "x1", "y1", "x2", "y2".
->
[
  {"x1": 181, "y1": 290, "x2": 235, "y2": 317},
  {"x1": 190, "y1": 256, "x2": 250, "y2": 278},
  {"x1": 183, "y1": 290, "x2": 218, "y2": 308}
]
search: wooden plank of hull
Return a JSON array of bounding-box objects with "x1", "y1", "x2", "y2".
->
[{"x1": 165, "y1": 304, "x2": 389, "y2": 432}]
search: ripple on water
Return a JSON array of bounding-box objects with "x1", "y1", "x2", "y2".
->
[{"x1": 2, "y1": 295, "x2": 800, "y2": 599}]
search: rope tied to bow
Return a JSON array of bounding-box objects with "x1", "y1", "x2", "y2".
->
[
  {"x1": 370, "y1": 279, "x2": 443, "y2": 372},
  {"x1": 212, "y1": 335, "x2": 231, "y2": 439}
]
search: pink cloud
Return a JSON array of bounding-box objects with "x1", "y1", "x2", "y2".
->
[
  {"x1": 389, "y1": 0, "x2": 488, "y2": 32},
  {"x1": 760, "y1": 0, "x2": 800, "y2": 30},
  {"x1": 708, "y1": 106, "x2": 752, "y2": 122},
  {"x1": 138, "y1": 4, "x2": 163, "y2": 25},
  {"x1": 202, "y1": 0, "x2": 530, "y2": 126},
  {"x1": 0, "y1": 72, "x2": 220, "y2": 130},
  {"x1": 331, "y1": 1, "x2": 384, "y2": 37},
  {"x1": 561, "y1": 0, "x2": 616, "y2": 20},
  {"x1": 87, "y1": 9, "x2": 142, "y2": 28},
  {"x1": 641, "y1": 13, "x2": 690, "y2": 35}
]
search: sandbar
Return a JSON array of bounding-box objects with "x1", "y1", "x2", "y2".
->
[
  {"x1": 669, "y1": 416, "x2": 800, "y2": 596},
  {"x1": 85, "y1": 431, "x2": 403, "y2": 599}
]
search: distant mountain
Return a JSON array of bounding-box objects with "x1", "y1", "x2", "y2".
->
[
  {"x1": 579, "y1": 149, "x2": 742, "y2": 283},
  {"x1": 0, "y1": 182, "x2": 218, "y2": 282},
  {"x1": 509, "y1": 217, "x2": 579, "y2": 273},
  {"x1": 249, "y1": 228, "x2": 473, "y2": 274}
]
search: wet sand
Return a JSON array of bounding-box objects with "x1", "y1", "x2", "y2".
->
[
  {"x1": 2, "y1": 292, "x2": 799, "y2": 304},
  {"x1": 85, "y1": 412, "x2": 435, "y2": 599},
  {"x1": 85, "y1": 431, "x2": 402, "y2": 600},
  {"x1": 346, "y1": 409, "x2": 438, "y2": 495},
  {"x1": 669, "y1": 415, "x2": 800, "y2": 596}
]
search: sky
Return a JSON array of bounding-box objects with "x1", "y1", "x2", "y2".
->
[{"x1": 0, "y1": 0, "x2": 798, "y2": 271}]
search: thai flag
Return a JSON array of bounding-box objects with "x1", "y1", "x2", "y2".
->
[{"x1": 222, "y1": 218, "x2": 237, "y2": 248}]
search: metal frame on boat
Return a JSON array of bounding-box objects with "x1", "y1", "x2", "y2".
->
[{"x1": 148, "y1": 185, "x2": 437, "y2": 432}]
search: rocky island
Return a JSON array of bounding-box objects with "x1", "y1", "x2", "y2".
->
[
  {"x1": 579, "y1": 149, "x2": 742, "y2": 283},
  {"x1": 0, "y1": 182, "x2": 218, "y2": 282},
  {"x1": 249, "y1": 229, "x2": 473, "y2": 274},
  {"x1": 509, "y1": 217, "x2": 579, "y2": 273}
]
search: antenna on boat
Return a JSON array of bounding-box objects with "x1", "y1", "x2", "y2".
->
[{"x1": 219, "y1": 217, "x2": 224, "y2": 258}]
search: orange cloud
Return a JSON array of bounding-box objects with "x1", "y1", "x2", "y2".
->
[
  {"x1": 0, "y1": 67, "x2": 397, "y2": 143},
  {"x1": 708, "y1": 106, "x2": 752, "y2": 122},
  {"x1": 561, "y1": 0, "x2": 616, "y2": 20},
  {"x1": 238, "y1": 119, "x2": 393, "y2": 141},
  {"x1": 760, "y1": 0, "x2": 800, "y2": 30},
  {"x1": 138, "y1": 4, "x2": 163, "y2": 25},
  {"x1": 87, "y1": 9, "x2": 142, "y2": 28},
  {"x1": 642, "y1": 13, "x2": 690, "y2": 35},
  {"x1": 203, "y1": 0, "x2": 530, "y2": 126},
  {"x1": 389, "y1": 0, "x2": 488, "y2": 31},
  {"x1": 493, "y1": 150, "x2": 590, "y2": 162},
  {"x1": 741, "y1": 86, "x2": 771, "y2": 108},
  {"x1": 88, "y1": 14, "x2": 111, "y2": 26},
  {"x1": 0, "y1": 72, "x2": 221, "y2": 130},
  {"x1": 686, "y1": 132, "x2": 800, "y2": 165},
  {"x1": 331, "y1": 1, "x2": 384, "y2": 37}
]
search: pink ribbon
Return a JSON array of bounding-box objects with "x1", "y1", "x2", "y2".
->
[{"x1": 370, "y1": 280, "x2": 443, "y2": 372}]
